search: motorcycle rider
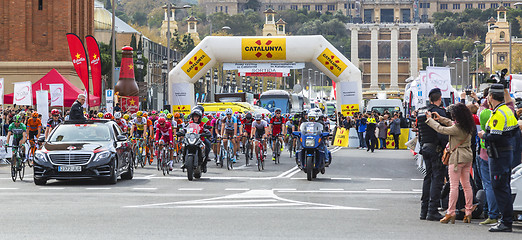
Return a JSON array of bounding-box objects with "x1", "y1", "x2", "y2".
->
[
  {"x1": 187, "y1": 109, "x2": 211, "y2": 173},
  {"x1": 307, "y1": 111, "x2": 331, "y2": 166}
]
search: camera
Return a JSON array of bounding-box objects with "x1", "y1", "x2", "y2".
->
[
  {"x1": 495, "y1": 68, "x2": 510, "y2": 89},
  {"x1": 465, "y1": 89, "x2": 471, "y2": 95}
]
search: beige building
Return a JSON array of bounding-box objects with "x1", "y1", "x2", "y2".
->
[
  {"x1": 199, "y1": 0, "x2": 521, "y2": 23},
  {"x1": 482, "y1": 6, "x2": 522, "y2": 74}
]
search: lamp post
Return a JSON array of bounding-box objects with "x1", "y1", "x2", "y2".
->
[
  {"x1": 135, "y1": 51, "x2": 144, "y2": 109},
  {"x1": 308, "y1": 68, "x2": 312, "y2": 100},
  {"x1": 314, "y1": 71, "x2": 318, "y2": 99},
  {"x1": 450, "y1": 60, "x2": 457, "y2": 86},
  {"x1": 463, "y1": 51, "x2": 469, "y2": 90},
  {"x1": 161, "y1": 57, "x2": 168, "y2": 107},
  {"x1": 473, "y1": 41, "x2": 480, "y2": 89},
  {"x1": 320, "y1": 72, "x2": 324, "y2": 100}
]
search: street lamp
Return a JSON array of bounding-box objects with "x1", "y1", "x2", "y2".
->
[
  {"x1": 450, "y1": 60, "x2": 457, "y2": 86},
  {"x1": 308, "y1": 69, "x2": 312, "y2": 100},
  {"x1": 463, "y1": 51, "x2": 469, "y2": 90},
  {"x1": 314, "y1": 71, "x2": 318, "y2": 99},
  {"x1": 162, "y1": 57, "x2": 168, "y2": 107}
]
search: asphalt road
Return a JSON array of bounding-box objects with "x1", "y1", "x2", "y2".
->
[{"x1": 0, "y1": 147, "x2": 520, "y2": 240}]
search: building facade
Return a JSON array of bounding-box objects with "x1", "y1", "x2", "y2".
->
[
  {"x1": 0, "y1": 0, "x2": 95, "y2": 95},
  {"x1": 199, "y1": 0, "x2": 521, "y2": 23}
]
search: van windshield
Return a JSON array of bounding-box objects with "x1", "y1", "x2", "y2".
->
[{"x1": 371, "y1": 107, "x2": 401, "y2": 114}]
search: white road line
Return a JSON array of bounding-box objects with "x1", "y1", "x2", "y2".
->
[
  {"x1": 412, "y1": 189, "x2": 422, "y2": 192},
  {"x1": 285, "y1": 168, "x2": 301, "y2": 178},
  {"x1": 276, "y1": 166, "x2": 299, "y2": 178},
  {"x1": 225, "y1": 188, "x2": 250, "y2": 191},
  {"x1": 40, "y1": 187, "x2": 65, "y2": 190},
  {"x1": 0, "y1": 187, "x2": 19, "y2": 190},
  {"x1": 290, "y1": 177, "x2": 306, "y2": 180},
  {"x1": 370, "y1": 178, "x2": 393, "y2": 181},
  {"x1": 320, "y1": 188, "x2": 344, "y2": 191},
  {"x1": 85, "y1": 187, "x2": 111, "y2": 190},
  {"x1": 249, "y1": 177, "x2": 273, "y2": 180},
  {"x1": 272, "y1": 188, "x2": 297, "y2": 191},
  {"x1": 366, "y1": 189, "x2": 392, "y2": 191},
  {"x1": 278, "y1": 190, "x2": 419, "y2": 194},
  {"x1": 331, "y1": 177, "x2": 352, "y2": 181},
  {"x1": 411, "y1": 178, "x2": 424, "y2": 181},
  {"x1": 133, "y1": 188, "x2": 157, "y2": 190},
  {"x1": 178, "y1": 188, "x2": 203, "y2": 191}
]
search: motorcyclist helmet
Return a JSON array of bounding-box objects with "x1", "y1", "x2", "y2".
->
[{"x1": 308, "y1": 112, "x2": 318, "y2": 122}]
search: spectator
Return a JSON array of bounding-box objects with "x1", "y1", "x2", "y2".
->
[
  {"x1": 70, "y1": 94, "x2": 86, "y2": 121},
  {"x1": 399, "y1": 112, "x2": 408, "y2": 128},
  {"x1": 356, "y1": 113, "x2": 367, "y2": 149},
  {"x1": 390, "y1": 113, "x2": 401, "y2": 149},
  {"x1": 426, "y1": 103, "x2": 476, "y2": 224},
  {"x1": 377, "y1": 116, "x2": 388, "y2": 149},
  {"x1": 114, "y1": 103, "x2": 121, "y2": 112}
]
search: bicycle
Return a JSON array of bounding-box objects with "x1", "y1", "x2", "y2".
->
[
  {"x1": 26, "y1": 139, "x2": 38, "y2": 168},
  {"x1": 244, "y1": 136, "x2": 253, "y2": 166},
  {"x1": 288, "y1": 134, "x2": 297, "y2": 158},
  {"x1": 158, "y1": 142, "x2": 170, "y2": 176},
  {"x1": 6, "y1": 145, "x2": 25, "y2": 182},
  {"x1": 132, "y1": 137, "x2": 146, "y2": 168},
  {"x1": 254, "y1": 138, "x2": 265, "y2": 171},
  {"x1": 221, "y1": 137, "x2": 235, "y2": 170},
  {"x1": 271, "y1": 134, "x2": 282, "y2": 164},
  {"x1": 216, "y1": 137, "x2": 224, "y2": 168}
]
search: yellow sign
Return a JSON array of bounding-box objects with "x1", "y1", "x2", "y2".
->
[
  {"x1": 341, "y1": 104, "x2": 359, "y2": 117},
  {"x1": 242, "y1": 38, "x2": 286, "y2": 60},
  {"x1": 181, "y1": 49, "x2": 211, "y2": 78},
  {"x1": 173, "y1": 105, "x2": 191, "y2": 114},
  {"x1": 377, "y1": 129, "x2": 410, "y2": 149},
  {"x1": 333, "y1": 128, "x2": 349, "y2": 147},
  {"x1": 317, "y1": 48, "x2": 347, "y2": 77}
]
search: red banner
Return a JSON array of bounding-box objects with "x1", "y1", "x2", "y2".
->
[
  {"x1": 332, "y1": 81, "x2": 336, "y2": 100},
  {"x1": 120, "y1": 96, "x2": 139, "y2": 113},
  {"x1": 66, "y1": 33, "x2": 90, "y2": 101},
  {"x1": 85, "y1": 35, "x2": 102, "y2": 98}
]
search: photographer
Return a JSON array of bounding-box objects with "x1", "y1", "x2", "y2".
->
[{"x1": 417, "y1": 88, "x2": 448, "y2": 221}]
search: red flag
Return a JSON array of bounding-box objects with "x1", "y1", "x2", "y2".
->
[
  {"x1": 66, "y1": 33, "x2": 90, "y2": 100},
  {"x1": 332, "y1": 81, "x2": 337, "y2": 100},
  {"x1": 85, "y1": 35, "x2": 102, "y2": 98}
]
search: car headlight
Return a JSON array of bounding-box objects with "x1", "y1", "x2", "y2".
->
[
  {"x1": 93, "y1": 151, "x2": 111, "y2": 162},
  {"x1": 34, "y1": 152, "x2": 47, "y2": 163},
  {"x1": 305, "y1": 137, "x2": 315, "y2": 147}
]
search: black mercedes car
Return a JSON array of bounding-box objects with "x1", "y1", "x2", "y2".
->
[{"x1": 33, "y1": 120, "x2": 133, "y2": 185}]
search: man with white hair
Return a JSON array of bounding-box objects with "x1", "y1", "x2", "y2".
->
[{"x1": 70, "y1": 94, "x2": 86, "y2": 120}]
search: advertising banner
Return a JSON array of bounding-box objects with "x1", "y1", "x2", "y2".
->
[
  {"x1": 426, "y1": 67, "x2": 451, "y2": 98},
  {"x1": 49, "y1": 84, "x2": 64, "y2": 107},
  {"x1": 85, "y1": 35, "x2": 102, "y2": 98},
  {"x1": 337, "y1": 81, "x2": 359, "y2": 116},
  {"x1": 241, "y1": 38, "x2": 286, "y2": 60},
  {"x1": 333, "y1": 128, "x2": 349, "y2": 147},
  {"x1": 317, "y1": 48, "x2": 347, "y2": 77},
  {"x1": 171, "y1": 82, "x2": 193, "y2": 114},
  {"x1": 66, "y1": 33, "x2": 90, "y2": 99},
  {"x1": 0, "y1": 78, "x2": 4, "y2": 105},
  {"x1": 223, "y1": 62, "x2": 304, "y2": 71},
  {"x1": 36, "y1": 90, "x2": 49, "y2": 125},
  {"x1": 106, "y1": 89, "x2": 114, "y2": 114},
  {"x1": 120, "y1": 96, "x2": 139, "y2": 113},
  {"x1": 13, "y1": 81, "x2": 32, "y2": 106},
  {"x1": 181, "y1": 49, "x2": 211, "y2": 78}
]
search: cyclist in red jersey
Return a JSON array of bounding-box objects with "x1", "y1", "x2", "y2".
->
[
  {"x1": 242, "y1": 112, "x2": 254, "y2": 155},
  {"x1": 269, "y1": 108, "x2": 286, "y2": 161}
]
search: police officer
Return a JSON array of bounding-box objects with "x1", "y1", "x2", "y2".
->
[
  {"x1": 417, "y1": 88, "x2": 448, "y2": 221},
  {"x1": 478, "y1": 83, "x2": 517, "y2": 232}
]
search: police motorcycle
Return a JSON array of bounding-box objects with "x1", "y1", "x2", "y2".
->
[
  {"x1": 177, "y1": 123, "x2": 211, "y2": 181},
  {"x1": 292, "y1": 121, "x2": 331, "y2": 181}
]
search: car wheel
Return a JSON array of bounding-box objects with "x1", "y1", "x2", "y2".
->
[
  {"x1": 106, "y1": 159, "x2": 118, "y2": 185},
  {"x1": 121, "y1": 155, "x2": 134, "y2": 180},
  {"x1": 34, "y1": 178, "x2": 47, "y2": 185}
]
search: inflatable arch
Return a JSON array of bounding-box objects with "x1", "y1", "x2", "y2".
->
[{"x1": 168, "y1": 35, "x2": 362, "y2": 116}]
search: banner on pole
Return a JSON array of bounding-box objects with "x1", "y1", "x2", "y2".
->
[
  {"x1": 426, "y1": 67, "x2": 451, "y2": 98},
  {"x1": 66, "y1": 33, "x2": 90, "y2": 99},
  {"x1": 106, "y1": 89, "x2": 114, "y2": 114},
  {"x1": 85, "y1": 35, "x2": 102, "y2": 98},
  {"x1": 0, "y1": 78, "x2": 4, "y2": 105},
  {"x1": 36, "y1": 90, "x2": 49, "y2": 125},
  {"x1": 13, "y1": 81, "x2": 32, "y2": 106},
  {"x1": 49, "y1": 84, "x2": 64, "y2": 107},
  {"x1": 333, "y1": 128, "x2": 349, "y2": 147}
]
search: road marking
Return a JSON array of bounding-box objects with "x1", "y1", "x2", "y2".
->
[
  {"x1": 40, "y1": 187, "x2": 65, "y2": 190},
  {"x1": 249, "y1": 177, "x2": 273, "y2": 180},
  {"x1": 366, "y1": 189, "x2": 392, "y2": 191},
  {"x1": 272, "y1": 188, "x2": 297, "y2": 191},
  {"x1": 225, "y1": 188, "x2": 250, "y2": 191},
  {"x1": 411, "y1": 178, "x2": 423, "y2": 181},
  {"x1": 412, "y1": 189, "x2": 422, "y2": 192},
  {"x1": 331, "y1": 177, "x2": 352, "y2": 181},
  {"x1": 285, "y1": 168, "x2": 301, "y2": 178},
  {"x1": 178, "y1": 188, "x2": 203, "y2": 191},
  {"x1": 320, "y1": 188, "x2": 344, "y2": 191},
  {"x1": 0, "y1": 187, "x2": 19, "y2": 190},
  {"x1": 290, "y1": 177, "x2": 306, "y2": 180},
  {"x1": 133, "y1": 188, "x2": 157, "y2": 190},
  {"x1": 278, "y1": 190, "x2": 420, "y2": 194},
  {"x1": 124, "y1": 190, "x2": 379, "y2": 210},
  {"x1": 370, "y1": 178, "x2": 393, "y2": 181},
  {"x1": 276, "y1": 166, "x2": 299, "y2": 178},
  {"x1": 330, "y1": 146, "x2": 342, "y2": 153},
  {"x1": 85, "y1": 187, "x2": 111, "y2": 190}
]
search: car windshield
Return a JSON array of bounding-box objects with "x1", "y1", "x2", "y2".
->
[
  {"x1": 48, "y1": 124, "x2": 111, "y2": 142},
  {"x1": 371, "y1": 107, "x2": 400, "y2": 114}
]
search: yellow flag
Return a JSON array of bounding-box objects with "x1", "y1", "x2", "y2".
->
[{"x1": 333, "y1": 127, "x2": 349, "y2": 147}]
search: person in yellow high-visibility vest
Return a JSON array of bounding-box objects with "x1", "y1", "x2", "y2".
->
[
  {"x1": 478, "y1": 84, "x2": 518, "y2": 232},
  {"x1": 365, "y1": 113, "x2": 378, "y2": 152}
]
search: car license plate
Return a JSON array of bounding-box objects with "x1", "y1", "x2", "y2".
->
[{"x1": 58, "y1": 165, "x2": 82, "y2": 172}]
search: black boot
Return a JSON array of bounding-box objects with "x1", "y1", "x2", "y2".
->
[
  {"x1": 426, "y1": 212, "x2": 444, "y2": 221},
  {"x1": 420, "y1": 204, "x2": 428, "y2": 220}
]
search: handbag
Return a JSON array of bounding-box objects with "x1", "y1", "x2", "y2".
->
[{"x1": 441, "y1": 136, "x2": 467, "y2": 165}]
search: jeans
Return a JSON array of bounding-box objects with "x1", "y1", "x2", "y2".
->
[
  {"x1": 393, "y1": 134, "x2": 400, "y2": 149},
  {"x1": 447, "y1": 162, "x2": 473, "y2": 216},
  {"x1": 379, "y1": 138, "x2": 386, "y2": 149},
  {"x1": 357, "y1": 132, "x2": 366, "y2": 148},
  {"x1": 477, "y1": 156, "x2": 499, "y2": 219},
  {"x1": 421, "y1": 143, "x2": 445, "y2": 214},
  {"x1": 490, "y1": 149, "x2": 514, "y2": 227}
]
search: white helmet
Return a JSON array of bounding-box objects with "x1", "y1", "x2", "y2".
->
[
  {"x1": 225, "y1": 108, "x2": 233, "y2": 115},
  {"x1": 308, "y1": 111, "x2": 318, "y2": 121},
  {"x1": 114, "y1": 112, "x2": 122, "y2": 119}
]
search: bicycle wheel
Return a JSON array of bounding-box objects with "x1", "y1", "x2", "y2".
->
[
  {"x1": 245, "y1": 141, "x2": 250, "y2": 166},
  {"x1": 11, "y1": 162, "x2": 17, "y2": 182},
  {"x1": 157, "y1": 147, "x2": 161, "y2": 171},
  {"x1": 139, "y1": 142, "x2": 146, "y2": 168},
  {"x1": 226, "y1": 146, "x2": 232, "y2": 170},
  {"x1": 256, "y1": 144, "x2": 262, "y2": 171},
  {"x1": 275, "y1": 140, "x2": 280, "y2": 164},
  {"x1": 19, "y1": 160, "x2": 25, "y2": 181},
  {"x1": 27, "y1": 147, "x2": 34, "y2": 168}
]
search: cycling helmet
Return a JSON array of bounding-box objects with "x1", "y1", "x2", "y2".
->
[
  {"x1": 51, "y1": 109, "x2": 60, "y2": 116},
  {"x1": 166, "y1": 113, "x2": 173, "y2": 119},
  {"x1": 136, "y1": 111, "x2": 143, "y2": 117},
  {"x1": 157, "y1": 117, "x2": 166, "y2": 125},
  {"x1": 123, "y1": 114, "x2": 130, "y2": 120},
  {"x1": 19, "y1": 111, "x2": 25, "y2": 117},
  {"x1": 97, "y1": 112, "x2": 104, "y2": 118},
  {"x1": 132, "y1": 113, "x2": 137, "y2": 118},
  {"x1": 158, "y1": 113, "x2": 166, "y2": 118},
  {"x1": 275, "y1": 108, "x2": 281, "y2": 113},
  {"x1": 14, "y1": 115, "x2": 22, "y2": 122},
  {"x1": 245, "y1": 112, "x2": 253, "y2": 119},
  {"x1": 143, "y1": 112, "x2": 148, "y2": 118},
  {"x1": 261, "y1": 113, "x2": 265, "y2": 118},
  {"x1": 216, "y1": 112, "x2": 221, "y2": 118},
  {"x1": 225, "y1": 108, "x2": 233, "y2": 115},
  {"x1": 151, "y1": 111, "x2": 157, "y2": 115},
  {"x1": 255, "y1": 113, "x2": 262, "y2": 120},
  {"x1": 104, "y1": 112, "x2": 113, "y2": 119},
  {"x1": 163, "y1": 109, "x2": 170, "y2": 115},
  {"x1": 31, "y1": 112, "x2": 38, "y2": 118},
  {"x1": 114, "y1": 112, "x2": 122, "y2": 119},
  {"x1": 174, "y1": 112, "x2": 180, "y2": 118}
]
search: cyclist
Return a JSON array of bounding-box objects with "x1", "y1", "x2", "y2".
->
[
  {"x1": 166, "y1": 113, "x2": 178, "y2": 158},
  {"x1": 212, "y1": 113, "x2": 222, "y2": 162},
  {"x1": 149, "y1": 111, "x2": 158, "y2": 126},
  {"x1": 269, "y1": 108, "x2": 286, "y2": 161},
  {"x1": 221, "y1": 108, "x2": 239, "y2": 163},
  {"x1": 6, "y1": 115, "x2": 27, "y2": 162},
  {"x1": 114, "y1": 112, "x2": 127, "y2": 133},
  {"x1": 242, "y1": 112, "x2": 254, "y2": 156},
  {"x1": 187, "y1": 109, "x2": 211, "y2": 173},
  {"x1": 251, "y1": 113, "x2": 269, "y2": 158},
  {"x1": 26, "y1": 112, "x2": 42, "y2": 150},
  {"x1": 155, "y1": 117, "x2": 174, "y2": 171},
  {"x1": 143, "y1": 112, "x2": 154, "y2": 164},
  {"x1": 45, "y1": 109, "x2": 62, "y2": 139},
  {"x1": 130, "y1": 111, "x2": 148, "y2": 139}
]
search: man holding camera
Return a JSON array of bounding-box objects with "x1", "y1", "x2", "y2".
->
[
  {"x1": 478, "y1": 83, "x2": 517, "y2": 232},
  {"x1": 417, "y1": 88, "x2": 448, "y2": 221}
]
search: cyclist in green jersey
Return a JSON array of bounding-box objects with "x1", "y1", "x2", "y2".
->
[{"x1": 6, "y1": 115, "x2": 27, "y2": 156}]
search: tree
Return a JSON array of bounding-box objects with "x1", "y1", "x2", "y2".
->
[
  {"x1": 132, "y1": 11, "x2": 148, "y2": 26},
  {"x1": 245, "y1": 0, "x2": 261, "y2": 11},
  {"x1": 137, "y1": 37, "x2": 142, "y2": 52},
  {"x1": 130, "y1": 34, "x2": 137, "y2": 50},
  {"x1": 105, "y1": 0, "x2": 111, "y2": 10}
]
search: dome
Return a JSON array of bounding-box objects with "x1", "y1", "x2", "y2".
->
[{"x1": 94, "y1": 7, "x2": 112, "y2": 30}]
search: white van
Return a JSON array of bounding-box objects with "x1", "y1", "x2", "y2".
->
[{"x1": 365, "y1": 99, "x2": 404, "y2": 114}]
